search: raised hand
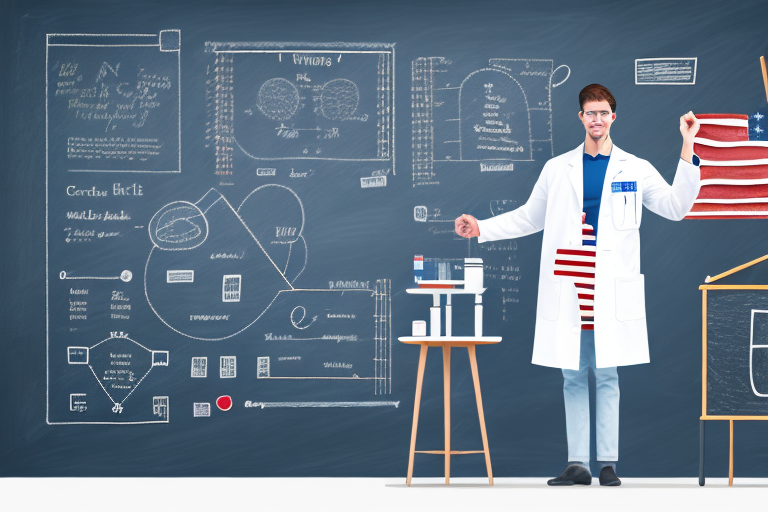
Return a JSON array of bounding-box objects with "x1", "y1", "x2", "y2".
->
[
  {"x1": 680, "y1": 111, "x2": 700, "y2": 163},
  {"x1": 454, "y1": 214, "x2": 480, "y2": 238}
]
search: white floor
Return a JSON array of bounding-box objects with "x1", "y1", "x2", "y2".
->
[{"x1": 1, "y1": 477, "x2": 766, "y2": 511}]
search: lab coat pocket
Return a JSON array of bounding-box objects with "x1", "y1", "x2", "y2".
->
[
  {"x1": 615, "y1": 274, "x2": 646, "y2": 322},
  {"x1": 538, "y1": 276, "x2": 562, "y2": 321},
  {"x1": 610, "y1": 181, "x2": 642, "y2": 230}
]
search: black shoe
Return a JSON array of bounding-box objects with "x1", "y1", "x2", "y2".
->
[
  {"x1": 599, "y1": 466, "x2": 621, "y2": 486},
  {"x1": 547, "y1": 464, "x2": 592, "y2": 486}
]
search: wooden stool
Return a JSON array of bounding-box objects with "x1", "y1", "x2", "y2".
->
[{"x1": 399, "y1": 337, "x2": 500, "y2": 486}]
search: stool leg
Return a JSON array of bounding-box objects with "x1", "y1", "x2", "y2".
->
[
  {"x1": 729, "y1": 420, "x2": 734, "y2": 487},
  {"x1": 407, "y1": 345, "x2": 428, "y2": 487},
  {"x1": 443, "y1": 346, "x2": 451, "y2": 485},
  {"x1": 468, "y1": 345, "x2": 493, "y2": 485}
]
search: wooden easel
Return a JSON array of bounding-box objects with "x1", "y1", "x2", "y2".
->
[{"x1": 700, "y1": 253, "x2": 768, "y2": 486}]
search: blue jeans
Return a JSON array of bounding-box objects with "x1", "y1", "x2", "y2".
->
[{"x1": 561, "y1": 330, "x2": 619, "y2": 466}]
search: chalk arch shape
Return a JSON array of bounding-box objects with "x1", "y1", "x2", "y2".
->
[
  {"x1": 145, "y1": 189, "x2": 293, "y2": 341},
  {"x1": 256, "y1": 77, "x2": 300, "y2": 121},
  {"x1": 320, "y1": 79, "x2": 359, "y2": 121},
  {"x1": 459, "y1": 68, "x2": 532, "y2": 161},
  {"x1": 237, "y1": 184, "x2": 306, "y2": 283}
]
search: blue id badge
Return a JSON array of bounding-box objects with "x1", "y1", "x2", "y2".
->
[{"x1": 611, "y1": 181, "x2": 637, "y2": 193}]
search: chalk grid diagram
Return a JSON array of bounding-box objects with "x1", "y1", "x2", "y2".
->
[
  {"x1": 144, "y1": 185, "x2": 394, "y2": 406},
  {"x1": 46, "y1": 31, "x2": 181, "y2": 425},
  {"x1": 411, "y1": 57, "x2": 569, "y2": 186},
  {"x1": 206, "y1": 42, "x2": 394, "y2": 187},
  {"x1": 46, "y1": 31, "x2": 181, "y2": 173}
]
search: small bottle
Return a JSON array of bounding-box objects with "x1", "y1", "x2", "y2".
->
[
  {"x1": 464, "y1": 258, "x2": 484, "y2": 292},
  {"x1": 414, "y1": 255, "x2": 423, "y2": 284}
]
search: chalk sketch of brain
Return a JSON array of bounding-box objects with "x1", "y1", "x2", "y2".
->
[
  {"x1": 257, "y1": 78, "x2": 300, "y2": 121},
  {"x1": 149, "y1": 201, "x2": 208, "y2": 250},
  {"x1": 320, "y1": 79, "x2": 359, "y2": 121}
]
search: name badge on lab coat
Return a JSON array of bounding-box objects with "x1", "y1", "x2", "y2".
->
[{"x1": 611, "y1": 181, "x2": 637, "y2": 193}]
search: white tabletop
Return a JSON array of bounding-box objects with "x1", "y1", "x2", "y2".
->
[
  {"x1": 398, "y1": 336, "x2": 501, "y2": 342},
  {"x1": 406, "y1": 287, "x2": 486, "y2": 295}
]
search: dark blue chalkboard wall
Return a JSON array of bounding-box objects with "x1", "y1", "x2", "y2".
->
[{"x1": 3, "y1": 0, "x2": 768, "y2": 477}]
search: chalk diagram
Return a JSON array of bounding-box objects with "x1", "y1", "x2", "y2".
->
[
  {"x1": 66, "y1": 334, "x2": 169, "y2": 422},
  {"x1": 749, "y1": 310, "x2": 768, "y2": 397},
  {"x1": 412, "y1": 57, "x2": 570, "y2": 186},
  {"x1": 144, "y1": 185, "x2": 393, "y2": 398},
  {"x1": 320, "y1": 79, "x2": 360, "y2": 120},
  {"x1": 254, "y1": 283, "x2": 393, "y2": 397},
  {"x1": 145, "y1": 184, "x2": 305, "y2": 341},
  {"x1": 205, "y1": 42, "x2": 394, "y2": 176},
  {"x1": 257, "y1": 77, "x2": 301, "y2": 121}
]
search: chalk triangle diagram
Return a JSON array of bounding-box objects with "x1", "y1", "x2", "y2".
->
[
  {"x1": 88, "y1": 336, "x2": 153, "y2": 406},
  {"x1": 145, "y1": 188, "x2": 295, "y2": 340}
]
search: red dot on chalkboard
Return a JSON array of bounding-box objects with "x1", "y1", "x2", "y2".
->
[{"x1": 216, "y1": 395, "x2": 233, "y2": 411}]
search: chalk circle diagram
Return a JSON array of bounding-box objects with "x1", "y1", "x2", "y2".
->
[
  {"x1": 145, "y1": 185, "x2": 307, "y2": 340},
  {"x1": 320, "y1": 79, "x2": 359, "y2": 121},
  {"x1": 256, "y1": 77, "x2": 300, "y2": 121}
]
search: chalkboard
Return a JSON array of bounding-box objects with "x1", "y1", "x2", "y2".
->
[
  {"x1": 3, "y1": 0, "x2": 768, "y2": 478},
  {"x1": 706, "y1": 290, "x2": 768, "y2": 416}
]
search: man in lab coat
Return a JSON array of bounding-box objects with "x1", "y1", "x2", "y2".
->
[{"x1": 455, "y1": 84, "x2": 700, "y2": 486}]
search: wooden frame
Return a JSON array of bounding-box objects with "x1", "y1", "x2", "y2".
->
[{"x1": 699, "y1": 255, "x2": 768, "y2": 486}]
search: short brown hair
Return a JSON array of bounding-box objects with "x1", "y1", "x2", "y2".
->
[{"x1": 579, "y1": 84, "x2": 616, "y2": 112}]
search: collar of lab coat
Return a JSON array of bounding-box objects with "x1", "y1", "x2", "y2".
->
[
  {"x1": 566, "y1": 144, "x2": 629, "y2": 245},
  {"x1": 567, "y1": 143, "x2": 630, "y2": 206}
]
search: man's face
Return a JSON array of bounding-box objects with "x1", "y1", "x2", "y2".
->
[{"x1": 579, "y1": 100, "x2": 616, "y2": 141}]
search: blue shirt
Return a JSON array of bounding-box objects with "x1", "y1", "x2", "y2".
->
[{"x1": 582, "y1": 153, "x2": 610, "y2": 245}]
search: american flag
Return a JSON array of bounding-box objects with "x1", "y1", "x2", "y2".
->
[
  {"x1": 554, "y1": 214, "x2": 596, "y2": 330},
  {"x1": 686, "y1": 112, "x2": 768, "y2": 219}
]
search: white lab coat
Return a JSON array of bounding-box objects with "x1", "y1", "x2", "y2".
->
[{"x1": 477, "y1": 144, "x2": 700, "y2": 370}]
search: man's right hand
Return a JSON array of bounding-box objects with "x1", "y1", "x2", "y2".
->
[{"x1": 454, "y1": 214, "x2": 480, "y2": 238}]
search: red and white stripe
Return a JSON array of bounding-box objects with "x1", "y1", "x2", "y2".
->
[
  {"x1": 554, "y1": 215, "x2": 595, "y2": 329},
  {"x1": 686, "y1": 114, "x2": 768, "y2": 219}
]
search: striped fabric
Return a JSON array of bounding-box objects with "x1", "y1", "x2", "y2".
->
[
  {"x1": 554, "y1": 214, "x2": 596, "y2": 330},
  {"x1": 686, "y1": 113, "x2": 768, "y2": 219}
]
